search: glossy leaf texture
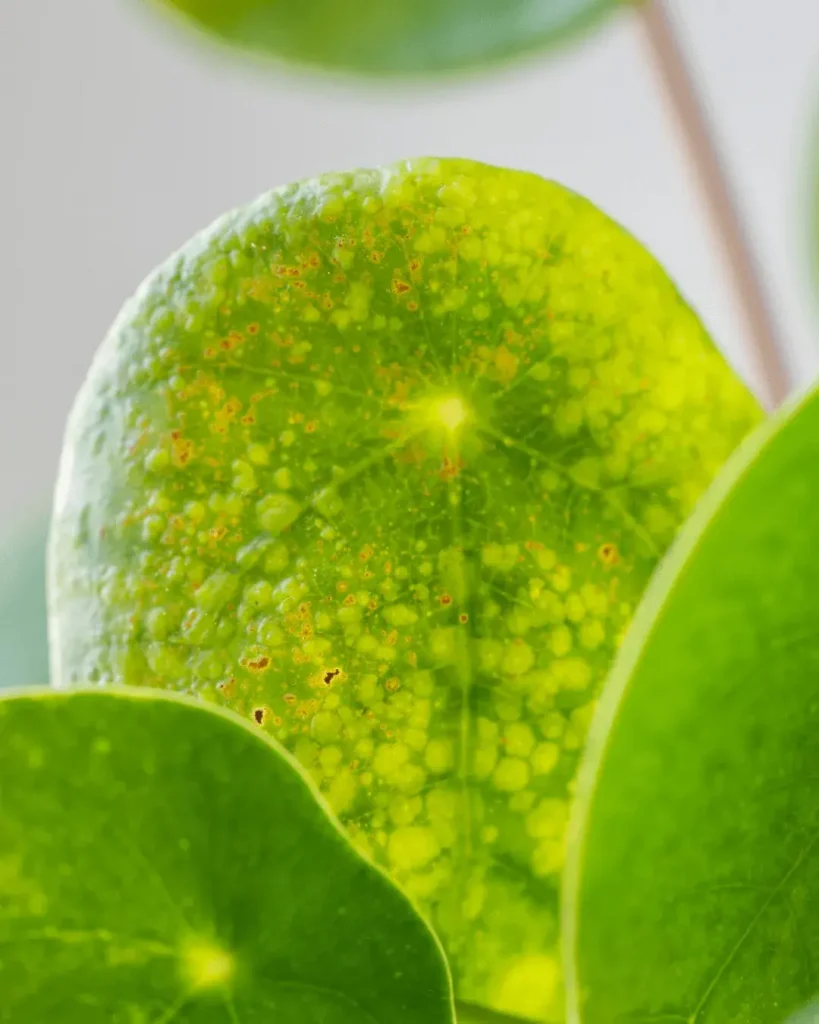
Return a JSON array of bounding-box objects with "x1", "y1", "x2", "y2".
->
[
  {"x1": 0, "y1": 687, "x2": 454, "y2": 1023},
  {"x1": 49, "y1": 157, "x2": 761, "y2": 1019},
  {"x1": 149, "y1": 0, "x2": 619, "y2": 76},
  {"x1": 0, "y1": 514, "x2": 49, "y2": 688},
  {"x1": 565, "y1": 388, "x2": 819, "y2": 1023}
]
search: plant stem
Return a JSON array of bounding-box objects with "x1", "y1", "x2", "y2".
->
[
  {"x1": 454, "y1": 1000, "x2": 540, "y2": 1024},
  {"x1": 636, "y1": 0, "x2": 791, "y2": 410}
]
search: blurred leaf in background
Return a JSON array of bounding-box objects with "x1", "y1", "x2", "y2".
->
[
  {"x1": 565, "y1": 389, "x2": 819, "y2": 1023},
  {"x1": 149, "y1": 0, "x2": 620, "y2": 76},
  {"x1": 0, "y1": 513, "x2": 49, "y2": 688},
  {"x1": 0, "y1": 687, "x2": 454, "y2": 1023}
]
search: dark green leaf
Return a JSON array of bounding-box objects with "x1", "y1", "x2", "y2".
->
[
  {"x1": 149, "y1": 0, "x2": 619, "y2": 76},
  {"x1": 49, "y1": 157, "x2": 761, "y2": 1019},
  {"x1": 0, "y1": 514, "x2": 49, "y2": 688},
  {"x1": 565, "y1": 389, "x2": 819, "y2": 1023},
  {"x1": 0, "y1": 687, "x2": 454, "y2": 1022}
]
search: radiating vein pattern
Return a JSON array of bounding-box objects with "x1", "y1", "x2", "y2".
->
[{"x1": 50, "y1": 158, "x2": 762, "y2": 1018}]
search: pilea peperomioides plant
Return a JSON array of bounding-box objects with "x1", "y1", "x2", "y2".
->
[{"x1": 48, "y1": 157, "x2": 762, "y2": 1020}]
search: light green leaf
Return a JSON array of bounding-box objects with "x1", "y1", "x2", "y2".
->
[
  {"x1": 49, "y1": 157, "x2": 761, "y2": 1019},
  {"x1": 565, "y1": 388, "x2": 819, "y2": 1023},
  {"x1": 0, "y1": 687, "x2": 454, "y2": 1022},
  {"x1": 148, "y1": 0, "x2": 619, "y2": 76},
  {"x1": 0, "y1": 514, "x2": 49, "y2": 688}
]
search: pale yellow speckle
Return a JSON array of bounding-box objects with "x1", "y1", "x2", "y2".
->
[
  {"x1": 505, "y1": 722, "x2": 535, "y2": 758},
  {"x1": 492, "y1": 757, "x2": 530, "y2": 792},
  {"x1": 433, "y1": 396, "x2": 468, "y2": 431},
  {"x1": 550, "y1": 626, "x2": 573, "y2": 657},
  {"x1": 388, "y1": 826, "x2": 440, "y2": 872},
  {"x1": 531, "y1": 742, "x2": 560, "y2": 775},
  {"x1": 425, "y1": 738, "x2": 454, "y2": 773},
  {"x1": 492, "y1": 955, "x2": 560, "y2": 1020},
  {"x1": 181, "y1": 938, "x2": 234, "y2": 991}
]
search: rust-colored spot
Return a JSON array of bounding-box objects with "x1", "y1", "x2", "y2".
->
[
  {"x1": 217, "y1": 677, "x2": 236, "y2": 698},
  {"x1": 384, "y1": 677, "x2": 400, "y2": 693},
  {"x1": 459, "y1": 613, "x2": 469, "y2": 623},
  {"x1": 392, "y1": 279, "x2": 411, "y2": 295},
  {"x1": 439, "y1": 455, "x2": 464, "y2": 481},
  {"x1": 253, "y1": 706, "x2": 271, "y2": 725},
  {"x1": 246, "y1": 655, "x2": 270, "y2": 672},
  {"x1": 407, "y1": 301, "x2": 419, "y2": 312},
  {"x1": 599, "y1": 543, "x2": 620, "y2": 566},
  {"x1": 247, "y1": 322, "x2": 259, "y2": 335},
  {"x1": 283, "y1": 693, "x2": 297, "y2": 705},
  {"x1": 305, "y1": 420, "x2": 318, "y2": 433},
  {"x1": 439, "y1": 594, "x2": 453, "y2": 606},
  {"x1": 323, "y1": 668, "x2": 341, "y2": 685}
]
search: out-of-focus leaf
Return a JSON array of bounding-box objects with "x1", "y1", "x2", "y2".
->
[
  {"x1": 565, "y1": 388, "x2": 819, "y2": 1023},
  {"x1": 150, "y1": 0, "x2": 620, "y2": 76},
  {"x1": 0, "y1": 687, "x2": 454, "y2": 1022}
]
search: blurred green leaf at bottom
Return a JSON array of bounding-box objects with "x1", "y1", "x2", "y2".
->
[{"x1": 0, "y1": 687, "x2": 455, "y2": 1023}]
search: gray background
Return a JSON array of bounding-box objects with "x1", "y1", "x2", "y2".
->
[{"x1": 1, "y1": 0, "x2": 817, "y2": 532}]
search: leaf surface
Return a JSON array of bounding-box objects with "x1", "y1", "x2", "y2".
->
[
  {"x1": 565, "y1": 389, "x2": 819, "y2": 1023},
  {"x1": 0, "y1": 687, "x2": 454, "y2": 1023},
  {"x1": 49, "y1": 157, "x2": 761, "y2": 1018}
]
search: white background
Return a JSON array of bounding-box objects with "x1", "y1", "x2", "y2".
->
[{"x1": 1, "y1": 0, "x2": 817, "y2": 530}]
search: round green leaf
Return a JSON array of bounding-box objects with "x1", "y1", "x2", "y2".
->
[
  {"x1": 150, "y1": 0, "x2": 618, "y2": 76},
  {"x1": 565, "y1": 389, "x2": 819, "y2": 1023},
  {"x1": 0, "y1": 687, "x2": 453, "y2": 1022},
  {"x1": 49, "y1": 157, "x2": 762, "y2": 1019},
  {"x1": 0, "y1": 515, "x2": 49, "y2": 688}
]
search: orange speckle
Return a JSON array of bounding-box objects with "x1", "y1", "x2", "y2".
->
[
  {"x1": 217, "y1": 677, "x2": 236, "y2": 698},
  {"x1": 599, "y1": 543, "x2": 620, "y2": 566}
]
